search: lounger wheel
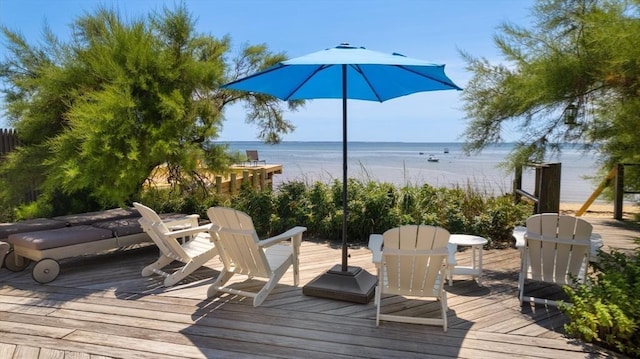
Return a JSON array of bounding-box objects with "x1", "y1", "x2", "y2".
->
[
  {"x1": 4, "y1": 250, "x2": 31, "y2": 272},
  {"x1": 32, "y1": 258, "x2": 60, "y2": 284}
]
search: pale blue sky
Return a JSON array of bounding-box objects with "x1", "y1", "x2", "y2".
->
[{"x1": 0, "y1": 0, "x2": 535, "y2": 142}]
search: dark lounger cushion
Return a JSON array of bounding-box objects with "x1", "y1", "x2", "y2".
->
[
  {"x1": 91, "y1": 213, "x2": 193, "y2": 237},
  {"x1": 53, "y1": 207, "x2": 139, "y2": 226},
  {"x1": 7, "y1": 225, "x2": 114, "y2": 251},
  {"x1": 92, "y1": 217, "x2": 143, "y2": 237},
  {"x1": 0, "y1": 218, "x2": 67, "y2": 239}
]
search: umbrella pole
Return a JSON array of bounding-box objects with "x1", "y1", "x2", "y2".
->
[
  {"x1": 341, "y1": 64, "x2": 349, "y2": 272},
  {"x1": 302, "y1": 64, "x2": 377, "y2": 304}
]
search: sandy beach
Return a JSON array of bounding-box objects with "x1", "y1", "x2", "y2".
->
[{"x1": 560, "y1": 202, "x2": 639, "y2": 219}]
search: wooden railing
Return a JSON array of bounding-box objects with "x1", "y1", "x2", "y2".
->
[
  {"x1": 574, "y1": 163, "x2": 640, "y2": 219},
  {"x1": 146, "y1": 164, "x2": 283, "y2": 197},
  {"x1": 513, "y1": 162, "x2": 561, "y2": 214},
  {"x1": 613, "y1": 163, "x2": 640, "y2": 219}
]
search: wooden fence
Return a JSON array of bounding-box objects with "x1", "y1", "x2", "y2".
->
[
  {"x1": 0, "y1": 128, "x2": 39, "y2": 202},
  {"x1": 0, "y1": 128, "x2": 20, "y2": 158}
]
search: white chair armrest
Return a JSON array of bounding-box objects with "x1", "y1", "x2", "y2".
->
[
  {"x1": 589, "y1": 233, "x2": 603, "y2": 261},
  {"x1": 259, "y1": 226, "x2": 307, "y2": 248},
  {"x1": 368, "y1": 234, "x2": 383, "y2": 265},
  {"x1": 447, "y1": 243, "x2": 457, "y2": 266},
  {"x1": 163, "y1": 214, "x2": 200, "y2": 229},
  {"x1": 162, "y1": 223, "x2": 211, "y2": 238},
  {"x1": 513, "y1": 226, "x2": 526, "y2": 248}
]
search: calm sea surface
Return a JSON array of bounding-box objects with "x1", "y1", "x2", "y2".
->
[{"x1": 221, "y1": 141, "x2": 603, "y2": 204}]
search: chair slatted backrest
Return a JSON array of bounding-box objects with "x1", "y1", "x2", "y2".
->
[
  {"x1": 208, "y1": 207, "x2": 271, "y2": 278},
  {"x1": 246, "y1": 150, "x2": 259, "y2": 162},
  {"x1": 382, "y1": 225, "x2": 450, "y2": 297},
  {"x1": 525, "y1": 213, "x2": 592, "y2": 285},
  {"x1": 133, "y1": 202, "x2": 190, "y2": 262}
]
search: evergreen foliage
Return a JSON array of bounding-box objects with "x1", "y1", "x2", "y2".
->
[
  {"x1": 0, "y1": 5, "x2": 302, "y2": 216},
  {"x1": 462, "y1": 0, "x2": 640, "y2": 198}
]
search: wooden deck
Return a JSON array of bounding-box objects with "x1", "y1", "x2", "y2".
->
[{"x1": 1, "y1": 216, "x2": 637, "y2": 358}]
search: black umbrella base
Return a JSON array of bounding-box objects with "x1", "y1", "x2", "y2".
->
[{"x1": 302, "y1": 264, "x2": 377, "y2": 304}]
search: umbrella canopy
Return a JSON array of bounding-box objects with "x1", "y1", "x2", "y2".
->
[
  {"x1": 222, "y1": 44, "x2": 461, "y2": 102},
  {"x1": 221, "y1": 44, "x2": 461, "y2": 302}
]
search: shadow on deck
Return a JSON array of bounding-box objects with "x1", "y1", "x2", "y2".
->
[{"x1": 1, "y1": 214, "x2": 634, "y2": 358}]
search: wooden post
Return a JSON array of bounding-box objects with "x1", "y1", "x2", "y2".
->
[
  {"x1": 538, "y1": 163, "x2": 561, "y2": 213},
  {"x1": 260, "y1": 168, "x2": 267, "y2": 189},
  {"x1": 614, "y1": 163, "x2": 624, "y2": 220},
  {"x1": 251, "y1": 169, "x2": 259, "y2": 189},
  {"x1": 533, "y1": 166, "x2": 542, "y2": 213},
  {"x1": 513, "y1": 165, "x2": 522, "y2": 203},
  {"x1": 230, "y1": 173, "x2": 237, "y2": 194},
  {"x1": 242, "y1": 170, "x2": 249, "y2": 188},
  {"x1": 215, "y1": 176, "x2": 222, "y2": 195}
]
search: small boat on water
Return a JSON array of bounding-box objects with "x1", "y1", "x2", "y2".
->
[
  {"x1": 444, "y1": 147, "x2": 449, "y2": 154},
  {"x1": 427, "y1": 154, "x2": 439, "y2": 162}
]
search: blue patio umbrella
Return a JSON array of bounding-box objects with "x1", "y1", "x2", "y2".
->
[{"x1": 221, "y1": 44, "x2": 461, "y2": 303}]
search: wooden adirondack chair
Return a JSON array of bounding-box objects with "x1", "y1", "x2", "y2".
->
[
  {"x1": 519, "y1": 213, "x2": 592, "y2": 306},
  {"x1": 206, "y1": 207, "x2": 306, "y2": 307},
  {"x1": 369, "y1": 225, "x2": 450, "y2": 331},
  {"x1": 133, "y1": 202, "x2": 217, "y2": 287}
]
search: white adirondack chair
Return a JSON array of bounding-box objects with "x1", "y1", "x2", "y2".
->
[
  {"x1": 206, "y1": 207, "x2": 306, "y2": 307},
  {"x1": 519, "y1": 213, "x2": 593, "y2": 306},
  {"x1": 369, "y1": 225, "x2": 450, "y2": 331},
  {"x1": 133, "y1": 202, "x2": 217, "y2": 287}
]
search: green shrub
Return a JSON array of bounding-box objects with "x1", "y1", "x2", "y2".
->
[
  {"x1": 473, "y1": 195, "x2": 533, "y2": 248},
  {"x1": 561, "y1": 247, "x2": 640, "y2": 357},
  {"x1": 138, "y1": 187, "x2": 223, "y2": 219},
  {"x1": 136, "y1": 179, "x2": 534, "y2": 247},
  {"x1": 14, "y1": 198, "x2": 53, "y2": 220},
  {"x1": 306, "y1": 181, "x2": 337, "y2": 237},
  {"x1": 234, "y1": 179, "x2": 533, "y2": 246},
  {"x1": 231, "y1": 187, "x2": 275, "y2": 236},
  {"x1": 271, "y1": 181, "x2": 312, "y2": 235}
]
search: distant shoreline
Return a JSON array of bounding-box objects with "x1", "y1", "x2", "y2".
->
[{"x1": 229, "y1": 141, "x2": 606, "y2": 204}]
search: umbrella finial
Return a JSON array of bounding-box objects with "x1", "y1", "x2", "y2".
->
[{"x1": 336, "y1": 42, "x2": 355, "y2": 49}]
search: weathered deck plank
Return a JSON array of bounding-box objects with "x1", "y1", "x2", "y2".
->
[{"x1": 1, "y1": 216, "x2": 636, "y2": 358}]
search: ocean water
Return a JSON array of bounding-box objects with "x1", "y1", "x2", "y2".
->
[{"x1": 222, "y1": 141, "x2": 603, "y2": 204}]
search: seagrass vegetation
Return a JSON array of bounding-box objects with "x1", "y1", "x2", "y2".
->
[{"x1": 140, "y1": 179, "x2": 534, "y2": 248}]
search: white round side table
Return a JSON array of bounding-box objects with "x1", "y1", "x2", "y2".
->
[{"x1": 448, "y1": 234, "x2": 488, "y2": 286}]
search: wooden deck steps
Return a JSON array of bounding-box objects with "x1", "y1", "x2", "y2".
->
[{"x1": 1, "y1": 216, "x2": 636, "y2": 358}]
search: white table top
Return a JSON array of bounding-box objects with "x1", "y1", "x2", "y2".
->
[{"x1": 449, "y1": 234, "x2": 488, "y2": 246}]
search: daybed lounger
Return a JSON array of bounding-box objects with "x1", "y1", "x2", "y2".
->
[
  {"x1": 0, "y1": 241, "x2": 9, "y2": 269},
  {"x1": 5, "y1": 222, "x2": 151, "y2": 283}
]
